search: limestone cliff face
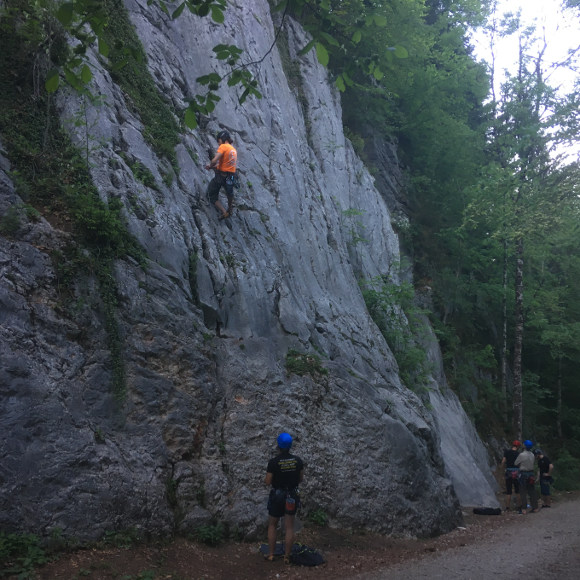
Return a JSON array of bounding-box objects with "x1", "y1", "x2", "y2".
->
[{"x1": 0, "y1": 0, "x2": 497, "y2": 541}]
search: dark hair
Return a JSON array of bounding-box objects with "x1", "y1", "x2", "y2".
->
[{"x1": 217, "y1": 130, "x2": 232, "y2": 143}]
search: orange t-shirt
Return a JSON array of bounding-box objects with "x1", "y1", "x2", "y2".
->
[{"x1": 217, "y1": 143, "x2": 237, "y2": 173}]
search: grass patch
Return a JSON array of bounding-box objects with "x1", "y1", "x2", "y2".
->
[
  {"x1": 285, "y1": 349, "x2": 328, "y2": 377},
  {"x1": 307, "y1": 508, "x2": 328, "y2": 527}
]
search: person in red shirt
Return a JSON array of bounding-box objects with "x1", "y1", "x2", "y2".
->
[{"x1": 205, "y1": 130, "x2": 237, "y2": 220}]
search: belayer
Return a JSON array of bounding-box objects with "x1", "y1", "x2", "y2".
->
[
  {"x1": 264, "y1": 432, "x2": 304, "y2": 564},
  {"x1": 500, "y1": 440, "x2": 521, "y2": 511},
  {"x1": 515, "y1": 439, "x2": 539, "y2": 514},
  {"x1": 205, "y1": 130, "x2": 237, "y2": 220}
]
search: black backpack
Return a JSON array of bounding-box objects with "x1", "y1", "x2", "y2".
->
[
  {"x1": 290, "y1": 544, "x2": 325, "y2": 566},
  {"x1": 473, "y1": 507, "x2": 502, "y2": 516}
]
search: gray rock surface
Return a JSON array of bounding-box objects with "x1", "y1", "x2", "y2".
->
[{"x1": 0, "y1": 0, "x2": 496, "y2": 542}]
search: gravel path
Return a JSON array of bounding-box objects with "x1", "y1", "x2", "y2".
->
[{"x1": 355, "y1": 500, "x2": 580, "y2": 580}]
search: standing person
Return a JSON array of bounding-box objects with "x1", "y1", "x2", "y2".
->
[
  {"x1": 264, "y1": 432, "x2": 304, "y2": 564},
  {"x1": 515, "y1": 439, "x2": 539, "y2": 514},
  {"x1": 500, "y1": 440, "x2": 521, "y2": 511},
  {"x1": 535, "y1": 449, "x2": 554, "y2": 508},
  {"x1": 205, "y1": 130, "x2": 237, "y2": 220}
]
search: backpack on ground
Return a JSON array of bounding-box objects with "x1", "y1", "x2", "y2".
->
[
  {"x1": 290, "y1": 543, "x2": 325, "y2": 566},
  {"x1": 472, "y1": 507, "x2": 502, "y2": 515}
]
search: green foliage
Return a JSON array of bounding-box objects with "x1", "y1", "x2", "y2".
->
[
  {"x1": 307, "y1": 508, "x2": 328, "y2": 527},
  {"x1": 0, "y1": 206, "x2": 22, "y2": 236},
  {"x1": 361, "y1": 276, "x2": 430, "y2": 392},
  {"x1": 101, "y1": 528, "x2": 142, "y2": 549},
  {"x1": 344, "y1": 127, "x2": 366, "y2": 160},
  {"x1": 121, "y1": 155, "x2": 158, "y2": 190},
  {"x1": 0, "y1": 19, "x2": 143, "y2": 260},
  {"x1": 0, "y1": 532, "x2": 48, "y2": 578},
  {"x1": 101, "y1": 0, "x2": 180, "y2": 167},
  {"x1": 282, "y1": 0, "x2": 409, "y2": 91},
  {"x1": 0, "y1": 11, "x2": 144, "y2": 401},
  {"x1": 285, "y1": 349, "x2": 328, "y2": 377},
  {"x1": 94, "y1": 427, "x2": 106, "y2": 443},
  {"x1": 341, "y1": 207, "x2": 368, "y2": 246},
  {"x1": 194, "y1": 522, "x2": 224, "y2": 546},
  {"x1": 161, "y1": 0, "x2": 227, "y2": 22},
  {"x1": 552, "y1": 448, "x2": 580, "y2": 491}
]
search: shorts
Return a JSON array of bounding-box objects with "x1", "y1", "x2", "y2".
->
[
  {"x1": 267, "y1": 488, "x2": 300, "y2": 518},
  {"x1": 505, "y1": 477, "x2": 520, "y2": 495},
  {"x1": 540, "y1": 476, "x2": 553, "y2": 496},
  {"x1": 207, "y1": 172, "x2": 234, "y2": 203}
]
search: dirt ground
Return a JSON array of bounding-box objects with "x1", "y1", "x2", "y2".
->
[{"x1": 24, "y1": 490, "x2": 580, "y2": 580}]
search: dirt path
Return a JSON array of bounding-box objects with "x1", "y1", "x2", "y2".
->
[
  {"x1": 30, "y1": 492, "x2": 580, "y2": 580},
  {"x1": 355, "y1": 497, "x2": 580, "y2": 580}
]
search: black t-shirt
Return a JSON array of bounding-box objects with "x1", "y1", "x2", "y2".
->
[
  {"x1": 267, "y1": 452, "x2": 303, "y2": 490},
  {"x1": 538, "y1": 456, "x2": 551, "y2": 475},
  {"x1": 504, "y1": 448, "x2": 519, "y2": 468}
]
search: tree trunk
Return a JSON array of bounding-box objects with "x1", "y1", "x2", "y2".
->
[
  {"x1": 501, "y1": 237, "x2": 508, "y2": 425},
  {"x1": 513, "y1": 237, "x2": 524, "y2": 440},
  {"x1": 557, "y1": 356, "x2": 563, "y2": 439}
]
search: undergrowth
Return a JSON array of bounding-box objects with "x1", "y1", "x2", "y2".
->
[
  {"x1": 0, "y1": 532, "x2": 48, "y2": 579},
  {"x1": 0, "y1": 5, "x2": 146, "y2": 400}
]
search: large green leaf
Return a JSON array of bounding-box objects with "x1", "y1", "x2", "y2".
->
[
  {"x1": 45, "y1": 70, "x2": 60, "y2": 93},
  {"x1": 80, "y1": 64, "x2": 92, "y2": 84},
  {"x1": 172, "y1": 2, "x2": 186, "y2": 19},
  {"x1": 211, "y1": 5, "x2": 225, "y2": 23},
  {"x1": 56, "y1": 2, "x2": 74, "y2": 27},
  {"x1": 394, "y1": 45, "x2": 409, "y2": 59},
  {"x1": 185, "y1": 106, "x2": 198, "y2": 129},
  {"x1": 373, "y1": 14, "x2": 387, "y2": 27},
  {"x1": 98, "y1": 37, "x2": 110, "y2": 57},
  {"x1": 315, "y1": 42, "x2": 329, "y2": 67}
]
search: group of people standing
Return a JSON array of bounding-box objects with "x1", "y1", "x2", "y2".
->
[{"x1": 501, "y1": 439, "x2": 554, "y2": 514}]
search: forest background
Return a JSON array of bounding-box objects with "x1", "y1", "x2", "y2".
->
[
  {"x1": 1, "y1": 0, "x2": 580, "y2": 489},
  {"x1": 283, "y1": 0, "x2": 580, "y2": 486}
]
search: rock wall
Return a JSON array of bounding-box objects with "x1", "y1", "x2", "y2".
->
[{"x1": 0, "y1": 0, "x2": 497, "y2": 542}]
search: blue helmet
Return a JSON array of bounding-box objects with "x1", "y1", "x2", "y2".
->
[
  {"x1": 277, "y1": 432, "x2": 293, "y2": 449},
  {"x1": 524, "y1": 439, "x2": 533, "y2": 449}
]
